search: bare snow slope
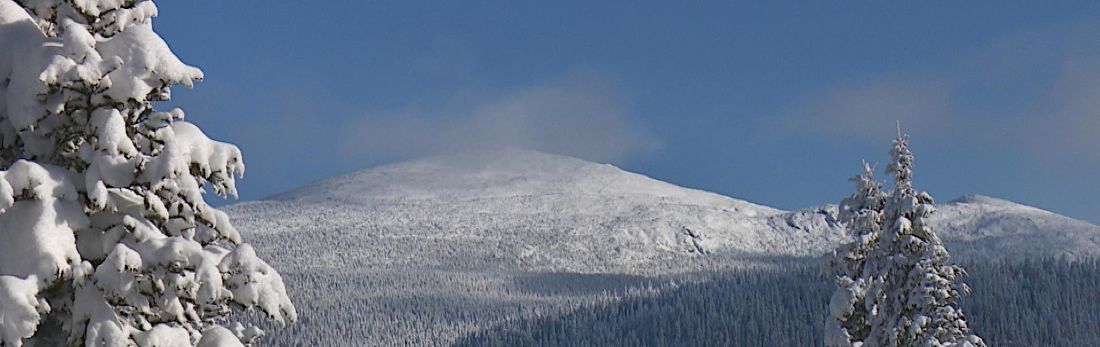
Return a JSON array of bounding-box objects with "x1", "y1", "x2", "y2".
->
[
  {"x1": 226, "y1": 150, "x2": 1100, "y2": 274},
  {"x1": 228, "y1": 150, "x2": 843, "y2": 273},
  {"x1": 930, "y1": 194, "x2": 1100, "y2": 259}
]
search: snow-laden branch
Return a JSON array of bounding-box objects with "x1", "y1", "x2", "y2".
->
[{"x1": 0, "y1": 1, "x2": 295, "y2": 345}]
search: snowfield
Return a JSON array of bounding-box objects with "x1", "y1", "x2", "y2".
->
[
  {"x1": 224, "y1": 149, "x2": 1100, "y2": 345},
  {"x1": 930, "y1": 194, "x2": 1100, "y2": 259},
  {"x1": 231, "y1": 149, "x2": 828, "y2": 274}
]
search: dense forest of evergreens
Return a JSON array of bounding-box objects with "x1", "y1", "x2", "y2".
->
[
  {"x1": 244, "y1": 269, "x2": 667, "y2": 346},
  {"x1": 247, "y1": 258, "x2": 1099, "y2": 346},
  {"x1": 454, "y1": 258, "x2": 1100, "y2": 347}
]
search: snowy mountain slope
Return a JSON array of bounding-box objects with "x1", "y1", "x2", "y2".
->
[
  {"x1": 777, "y1": 195, "x2": 1100, "y2": 260},
  {"x1": 270, "y1": 149, "x2": 766, "y2": 210},
  {"x1": 228, "y1": 149, "x2": 843, "y2": 274},
  {"x1": 929, "y1": 194, "x2": 1100, "y2": 259},
  {"x1": 223, "y1": 150, "x2": 1100, "y2": 346},
  {"x1": 227, "y1": 149, "x2": 1100, "y2": 274}
]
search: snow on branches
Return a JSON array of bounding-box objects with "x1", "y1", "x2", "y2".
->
[
  {"x1": 0, "y1": 1, "x2": 294, "y2": 346},
  {"x1": 826, "y1": 132, "x2": 984, "y2": 347}
]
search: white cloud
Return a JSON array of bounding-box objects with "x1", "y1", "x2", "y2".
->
[{"x1": 341, "y1": 73, "x2": 659, "y2": 164}]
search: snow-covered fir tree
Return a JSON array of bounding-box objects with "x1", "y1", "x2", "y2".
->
[
  {"x1": 825, "y1": 161, "x2": 886, "y2": 347},
  {"x1": 0, "y1": 1, "x2": 295, "y2": 346},
  {"x1": 827, "y1": 132, "x2": 984, "y2": 347},
  {"x1": 869, "y1": 133, "x2": 984, "y2": 347}
]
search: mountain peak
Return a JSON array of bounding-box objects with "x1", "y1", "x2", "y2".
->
[
  {"x1": 946, "y1": 194, "x2": 1014, "y2": 206},
  {"x1": 266, "y1": 149, "x2": 777, "y2": 215},
  {"x1": 232, "y1": 150, "x2": 814, "y2": 272}
]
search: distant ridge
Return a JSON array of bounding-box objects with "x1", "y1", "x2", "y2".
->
[{"x1": 932, "y1": 194, "x2": 1100, "y2": 259}]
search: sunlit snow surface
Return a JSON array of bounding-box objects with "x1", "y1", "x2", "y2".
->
[{"x1": 226, "y1": 150, "x2": 1100, "y2": 345}]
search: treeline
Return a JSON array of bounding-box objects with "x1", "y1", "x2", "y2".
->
[{"x1": 455, "y1": 258, "x2": 1100, "y2": 347}]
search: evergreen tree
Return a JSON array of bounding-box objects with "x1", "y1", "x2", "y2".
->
[
  {"x1": 827, "y1": 131, "x2": 985, "y2": 347},
  {"x1": 861, "y1": 132, "x2": 984, "y2": 347},
  {"x1": 825, "y1": 161, "x2": 886, "y2": 347},
  {"x1": 0, "y1": 1, "x2": 294, "y2": 346}
]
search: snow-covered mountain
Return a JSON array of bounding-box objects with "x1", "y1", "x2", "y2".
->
[
  {"x1": 223, "y1": 149, "x2": 1100, "y2": 346},
  {"x1": 228, "y1": 149, "x2": 833, "y2": 273},
  {"x1": 930, "y1": 194, "x2": 1100, "y2": 259},
  {"x1": 226, "y1": 149, "x2": 1100, "y2": 274}
]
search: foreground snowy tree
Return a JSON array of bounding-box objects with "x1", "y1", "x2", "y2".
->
[
  {"x1": 826, "y1": 132, "x2": 984, "y2": 347},
  {"x1": 0, "y1": 1, "x2": 295, "y2": 346}
]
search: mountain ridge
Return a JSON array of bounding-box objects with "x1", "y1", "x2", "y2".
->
[
  {"x1": 226, "y1": 149, "x2": 1100, "y2": 346},
  {"x1": 267, "y1": 149, "x2": 777, "y2": 216},
  {"x1": 227, "y1": 149, "x2": 1100, "y2": 274}
]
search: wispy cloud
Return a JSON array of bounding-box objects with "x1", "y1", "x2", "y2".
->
[
  {"x1": 771, "y1": 77, "x2": 959, "y2": 142},
  {"x1": 768, "y1": 18, "x2": 1100, "y2": 167},
  {"x1": 340, "y1": 73, "x2": 660, "y2": 164},
  {"x1": 1016, "y1": 55, "x2": 1100, "y2": 164}
]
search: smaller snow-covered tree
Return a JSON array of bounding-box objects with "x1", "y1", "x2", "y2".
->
[
  {"x1": 863, "y1": 133, "x2": 984, "y2": 347},
  {"x1": 825, "y1": 161, "x2": 886, "y2": 347},
  {"x1": 827, "y1": 131, "x2": 984, "y2": 347}
]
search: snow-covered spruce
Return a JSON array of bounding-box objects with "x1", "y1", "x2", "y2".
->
[
  {"x1": 0, "y1": 1, "x2": 295, "y2": 346},
  {"x1": 826, "y1": 133, "x2": 984, "y2": 347},
  {"x1": 825, "y1": 160, "x2": 885, "y2": 346}
]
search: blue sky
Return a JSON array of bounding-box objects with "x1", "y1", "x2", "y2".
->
[{"x1": 155, "y1": 2, "x2": 1100, "y2": 223}]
